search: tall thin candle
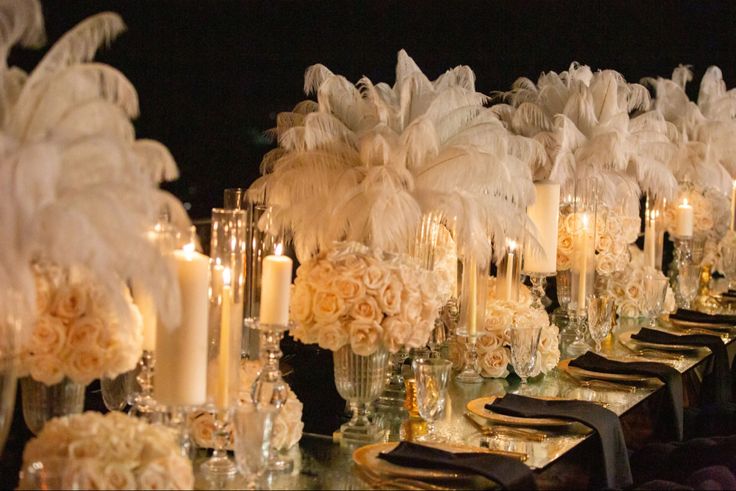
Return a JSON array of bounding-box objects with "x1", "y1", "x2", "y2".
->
[
  {"x1": 505, "y1": 240, "x2": 517, "y2": 302},
  {"x1": 468, "y1": 257, "x2": 477, "y2": 337},
  {"x1": 577, "y1": 214, "x2": 589, "y2": 314},
  {"x1": 216, "y1": 267, "x2": 232, "y2": 409}
]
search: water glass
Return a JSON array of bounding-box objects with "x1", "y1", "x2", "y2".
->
[
  {"x1": 412, "y1": 358, "x2": 452, "y2": 441},
  {"x1": 721, "y1": 245, "x2": 736, "y2": 290},
  {"x1": 509, "y1": 325, "x2": 543, "y2": 384},
  {"x1": 677, "y1": 264, "x2": 700, "y2": 309},
  {"x1": 643, "y1": 274, "x2": 669, "y2": 328},
  {"x1": 232, "y1": 401, "x2": 275, "y2": 490},
  {"x1": 587, "y1": 295, "x2": 615, "y2": 352}
]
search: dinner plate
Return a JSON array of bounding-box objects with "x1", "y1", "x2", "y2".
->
[
  {"x1": 352, "y1": 442, "x2": 493, "y2": 480},
  {"x1": 669, "y1": 317, "x2": 734, "y2": 330},
  {"x1": 618, "y1": 330, "x2": 701, "y2": 352},
  {"x1": 559, "y1": 359, "x2": 658, "y2": 383},
  {"x1": 466, "y1": 396, "x2": 573, "y2": 428}
]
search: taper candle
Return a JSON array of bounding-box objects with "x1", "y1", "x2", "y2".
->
[
  {"x1": 154, "y1": 242, "x2": 209, "y2": 407},
  {"x1": 216, "y1": 267, "x2": 232, "y2": 409},
  {"x1": 132, "y1": 285, "x2": 156, "y2": 352},
  {"x1": 577, "y1": 214, "x2": 589, "y2": 314},
  {"x1": 259, "y1": 244, "x2": 293, "y2": 325},
  {"x1": 675, "y1": 198, "x2": 694, "y2": 238},
  {"x1": 468, "y1": 256, "x2": 477, "y2": 337},
  {"x1": 505, "y1": 240, "x2": 518, "y2": 302}
]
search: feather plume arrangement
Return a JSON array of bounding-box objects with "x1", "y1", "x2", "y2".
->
[
  {"x1": 496, "y1": 62, "x2": 677, "y2": 213},
  {"x1": 644, "y1": 65, "x2": 736, "y2": 196},
  {"x1": 0, "y1": 1, "x2": 189, "y2": 335},
  {"x1": 249, "y1": 50, "x2": 540, "y2": 266}
]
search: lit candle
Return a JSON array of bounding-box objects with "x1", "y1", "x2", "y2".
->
[
  {"x1": 468, "y1": 257, "x2": 477, "y2": 337},
  {"x1": 644, "y1": 209, "x2": 656, "y2": 268},
  {"x1": 132, "y1": 285, "x2": 157, "y2": 352},
  {"x1": 505, "y1": 240, "x2": 517, "y2": 302},
  {"x1": 730, "y1": 181, "x2": 736, "y2": 231},
  {"x1": 154, "y1": 241, "x2": 209, "y2": 407},
  {"x1": 216, "y1": 267, "x2": 232, "y2": 409},
  {"x1": 577, "y1": 214, "x2": 589, "y2": 314},
  {"x1": 259, "y1": 244, "x2": 293, "y2": 325},
  {"x1": 675, "y1": 198, "x2": 694, "y2": 237},
  {"x1": 523, "y1": 181, "x2": 560, "y2": 274}
]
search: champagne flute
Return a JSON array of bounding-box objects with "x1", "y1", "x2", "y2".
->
[
  {"x1": 232, "y1": 401, "x2": 276, "y2": 490},
  {"x1": 643, "y1": 274, "x2": 669, "y2": 328}
]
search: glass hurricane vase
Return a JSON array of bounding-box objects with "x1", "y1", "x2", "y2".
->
[
  {"x1": 21, "y1": 377, "x2": 85, "y2": 434},
  {"x1": 0, "y1": 290, "x2": 21, "y2": 454},
  {"x1": 333, "y1": 344, "x2": 389, "y2": 446}
]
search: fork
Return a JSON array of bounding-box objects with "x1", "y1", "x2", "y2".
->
[
  {"x1": 355, "y1": 465, "x2": 452, "y2": 490},
  {"x1": 464, "y1": 413, "x2": 547, "y2": 442},
  {"x1": 563, "y1": 369, "x2": 638, "y2": 393}
]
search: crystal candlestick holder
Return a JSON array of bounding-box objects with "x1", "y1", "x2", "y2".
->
[
  {"x1": 455, "y1": 333, "x2": 482, "y2": 384},
  {"x1": 528, "y1": 272, "x2": 553, "y2": 310},
  {"x1": 200, "y1": 407, "x2": 236, "y2": 478},
  {"x1": 248, "y1": 319, "x2": 292, "y2": 472},
  {"x1": 672, "y1": 235, "x2": 693, "y2": 308},
  {"x1": 128, "y1": 350, "x2": 162, "y2": 422}
]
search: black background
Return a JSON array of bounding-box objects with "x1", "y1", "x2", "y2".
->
[{"x1": 8, "y1": 0, "x2": 736, "y2": 220}]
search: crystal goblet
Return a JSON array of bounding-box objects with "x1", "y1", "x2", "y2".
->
[
  {"x1": 509, "y1": 325, "x2": 543, "y2": 384},
  {"x1": 587, "y1": 295, "x2": 615, "y2": 352},
  {"x1": 412, "y1": 358, "x2": 452, "y2": 441},
  {"x1": 232, "y1": 401, "x2": 276, "y2": 490},
  {"x1": 677, "y1": 264, "x2": 700, "y2": 309},
  {"x1": 643, "y1": 274, "x2": 669, "y2": 328}
]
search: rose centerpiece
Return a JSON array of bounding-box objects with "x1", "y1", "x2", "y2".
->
[
  {"x1": 290, "y1": 241, "x2": 444, "y2": 444},
  {"x1": 18, "y1": 411, "x2": 193, "y2": 490},
  {"x1": 609, "y1": 249, "x2": 676, "y2": 320}
]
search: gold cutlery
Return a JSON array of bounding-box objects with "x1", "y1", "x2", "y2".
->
[
  {"x1": 464, "y1": 413, "x2": 547, "y2": 443},
  {"x1": 617, "y1": 339, "x2": 685, "y2": 361},
  {"x1": 562, "y1": 369, "x2": 638, "y2": 393},
  {"x1": 355, "y1": 466, "x2": 452, "y2": 490}
]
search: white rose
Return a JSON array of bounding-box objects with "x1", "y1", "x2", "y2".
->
[
  {"x1": 290, "y1": 282, "x2": 313, "y2": 323},
  {"x1": 137, "y1": 461, "x2": 169, "y2": 490},
  {"x1": 607, "y1": 216, "x2": 623, "y2": 236},
  {"x1": 28, "y1": 315, "x2": 67, "y2": 356},
  {"x1": 272, "y1": 397, "x2": 304, "y2": 450},
  {"x1": 625, "y1": 281, "x2": 642, "y2": 301},
  {"x1": 160, "y1": 455, "x2": 194, "y2": 490},
  {"x1": 290, "y1": 322, "x2": 319, "y2": 345},
  {"x1": 317, "y1": 321, "x2": 349, "y2": 352},
  {"x1": 558, "y1": 234, "x2": 574, "y2": 254},
  {"x1": 190, "y1": 413, "x2": 215, "y2": 448},
  {"x1": 67, "y1": 347, "x2": 104, "y2": 385},
  {"x1": 312, "y1": 290, "x2": 345, "y2": 323},
  {"x1": 664, "y1": 286, "x2": 677, "y2": 314},
  {"x1": 381, "y1": 316, "x2": 412, "y2": 353},
  {"x1": 477, "y1": 330, "x2": 506, "y2": 353},
  {"x1": 618, "y1": 300, "x2": 641, "y2": 318},
  {"x1": 67, "y1": 460, "x2": 107, "y2": 490},
  {"x1": 67, "y1": 315, "x2": 104, "y2": 350},
  {"x1": 377, "y1": 277, "x2": 402, "y2": 315},
  {"x1": 446, "y1": 338, "x2": 465, "y2": 371},
  {"x1": 331, "y1": 276, "x2": 366, "y2": 304},
  {"x1": 596, "y1": 253, "x2": 617, "y2": 276},
  {"x1": 404, "y1": 320, "x2": 433, "y2": 349},
  {"x1": 597, "y1": 234, "x2": 614, "y2": 253},
  {"x1": 622, "y1": 217, "x2": 641, "y2": 243},
  {"x1": 350, "y1": 295, "x2": 382, "y2": 323},
  {"x1": 68, "y1": 436, "x2": 103, "y2": 460},
  {"x1": 28, "y1": 354, "x2": 64, "y2": 385},
  {"x1": 479, "y1": 348, "x2": 510, "y2": 378},
  {"x1": 52, "y1": 284, "x2": 88, "y2": 320},
  {"x1": 306, "y1": 262, "x2": 335, "y2": 291},
  {"x1": 334, "y1": 254, "x2": 367, "y2": 277},
  {"x1": 362, "y1": 258, "x2": 390, "y2": 292},
  {"x1": 399, "y1": 290, "x2": 423, "y2": 323},
  {"x1": 103, "y1": 462, "x2": 137, "y2": 490},
  {"x1": 557, "y1": 251, "x2": 572, "y2": 271},
  {"x1": 349, "y1": 320, "x2": 383, "y2": 356}
]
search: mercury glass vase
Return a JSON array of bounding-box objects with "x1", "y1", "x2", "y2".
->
[
  {"x1": 333, "y1": 345, "x2": 388, "y2": 446},
  {"x1": 0, "y1": 290, "x2": 21, "y2": 454},
  {"x1": 21, "y1": 377, "x2": 85, "y2": 434}
]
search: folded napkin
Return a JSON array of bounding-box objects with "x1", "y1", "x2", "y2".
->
[
  {"x1": 377, "y1": 441, "x2": 536, "y2": 490},
  {"x1": 721, "y1": 290, "x2": 736, "y2": 299},
  {"x1": 569, "y1": 351, "x2": 684, "y2": 440},
  {"x1": 632, "y1": 328, "x2": 731, "y2": 403},
  {"x1": 669, "y1": 308, "x2": 736, "y2": 325},
  {"x1": 486, "y1": 393, "x2": 632, "y2": 489}
]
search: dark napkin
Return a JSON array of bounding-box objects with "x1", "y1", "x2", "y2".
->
[
  {"x1": 669, "y1": 308, "x2": 736, "y2": 325},
  {"x1": 721, "y1": 290, "x2": 736, "y2": 299},
  {"x1": 569, "y1": 351, "x2": 684, "y2": 440},
  {"x1": 377, "y1": 441, "x2": 536, "y2": 490},
  {"x1": 486, "y1": 393, "x2": 632, "y2": 489},
  {"x1": 632, "y1": 328, "x2": 731, "y2": 403}
]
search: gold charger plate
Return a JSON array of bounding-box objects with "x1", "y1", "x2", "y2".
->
[
  {"x1": 669, "y1": 317, "x2": 734, "y2": 330},
  {"x1": 559, "y1": 359, "x2": 658, "y2": 383},
  {"x1": 619, "y1": 330, "x2": 701, "y2": 353},
  {"x1": 466, "y1": 396, "x2": 573, "y2": 428},
  {"x1": 352, "y1": 442, "x2": 494, "y2": 481}
]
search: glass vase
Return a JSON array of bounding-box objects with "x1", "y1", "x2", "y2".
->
[
  {"x1": 21, "y1": 377, "x2": 85, "y2": 434},
  {"x1": 0, "y1": 289, "x2": 21, "y2": 454},
  {"x1": 333, "y1": 344, "x2": 389, "y2": 446}
]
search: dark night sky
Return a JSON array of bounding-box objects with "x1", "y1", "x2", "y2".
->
[{"x1": 11, "y1": 1, "x2": 736, "y2": 219}]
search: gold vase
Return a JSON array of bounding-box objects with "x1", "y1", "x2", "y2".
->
[{"x1": 692, "y1": 264, "x2": 719, "y2": 314}]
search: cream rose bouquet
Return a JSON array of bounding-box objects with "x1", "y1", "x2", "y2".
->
[
  {"x1": 191, "y1": 360, "x2": 303, "y2": 452},
  {"x1": 18, "y1": 263, "x2": 143, "y2": 386},
  {"x1": 609, "y1": 250, "x2": 677, "y2": 317},
  {"x1": 451, "y1": 277, "x2": 560, "y2": 379},
  {"x1": 557, "y1": 206, "x2": 638, "y2": 276},
  {"x1": 18, "y1": 411, "x2": 193, "y2": 490},
  {"x1": 290, "y1": 242, "x2": 445, "y2": 356}
]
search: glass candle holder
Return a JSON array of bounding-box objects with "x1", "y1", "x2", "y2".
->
[{"x1": 455, "y1": 255, "x2": 488, "y2": 384}]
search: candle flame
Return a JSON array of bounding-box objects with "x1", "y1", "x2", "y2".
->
[
  {"x1": 682, "y1": 198, "x2": 689, "y2": 207},
  {"x1": 275, "y1": 243, "x2": 283, "y2": 256},
  {"x1": 581, "y1": 213, "x2": 589, "y2": 228},
  {"x1": 182, "y1": 241, "x2": 196, "y2": 254},
  {"x1": 222, "y1": 267, "x2": 231, "y2": 286},
  {"x1": 507, "y1": 239, "x2": 518, "y2": 251}
]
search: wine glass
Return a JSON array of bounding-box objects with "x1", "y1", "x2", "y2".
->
[
  {"x1": 677, "y1": 264, "x2": 700, "y2": 309},
  {"x1": 587, "y1": 295, "x2": 615, "y2": 352},
  {"x1": 509, "y1": 325, "x2": 543, "y2": 384},
  {"x1": 643, "y1": 274, "x2": 669, "y2": 328},
  {"x1": 556, "y1": 270, "x2": 572, "y2": 310},
  {"x1": 721, "y1": 244, "x2": 736, "y2": 291},
  {"x1": 232, "y1": 401, "x2": 276, "y2": 490},
  {"x1": 412, "y1": 358, "x2": 452, "y2": 441}
]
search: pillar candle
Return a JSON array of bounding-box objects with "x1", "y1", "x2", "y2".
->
[
  {"x1": 154, "y1": 244, "x2": 209, "y2": 407},
  {"x1": 523, "y1": 181, "x2": 560, "y2": 274},
  {"x1": 216, "y1": 268, "x2": 232, "y2": 409},
  {"x1": 675, "y1": 199, "x2": 694, "y2": 238},
  {"x1": 132, "y1": 285, "x2": 156, "y2": 352},
  {"x1": 644, "y1": 211, "x2": 656, "y2": 269},
  {"x1": 259, "y1": 244, "x2": 293, "y2": 325}
]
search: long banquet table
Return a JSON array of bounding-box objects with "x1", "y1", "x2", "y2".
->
[{"x1": 191, "y1": 318, "x2": 736, "y2": 490}]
